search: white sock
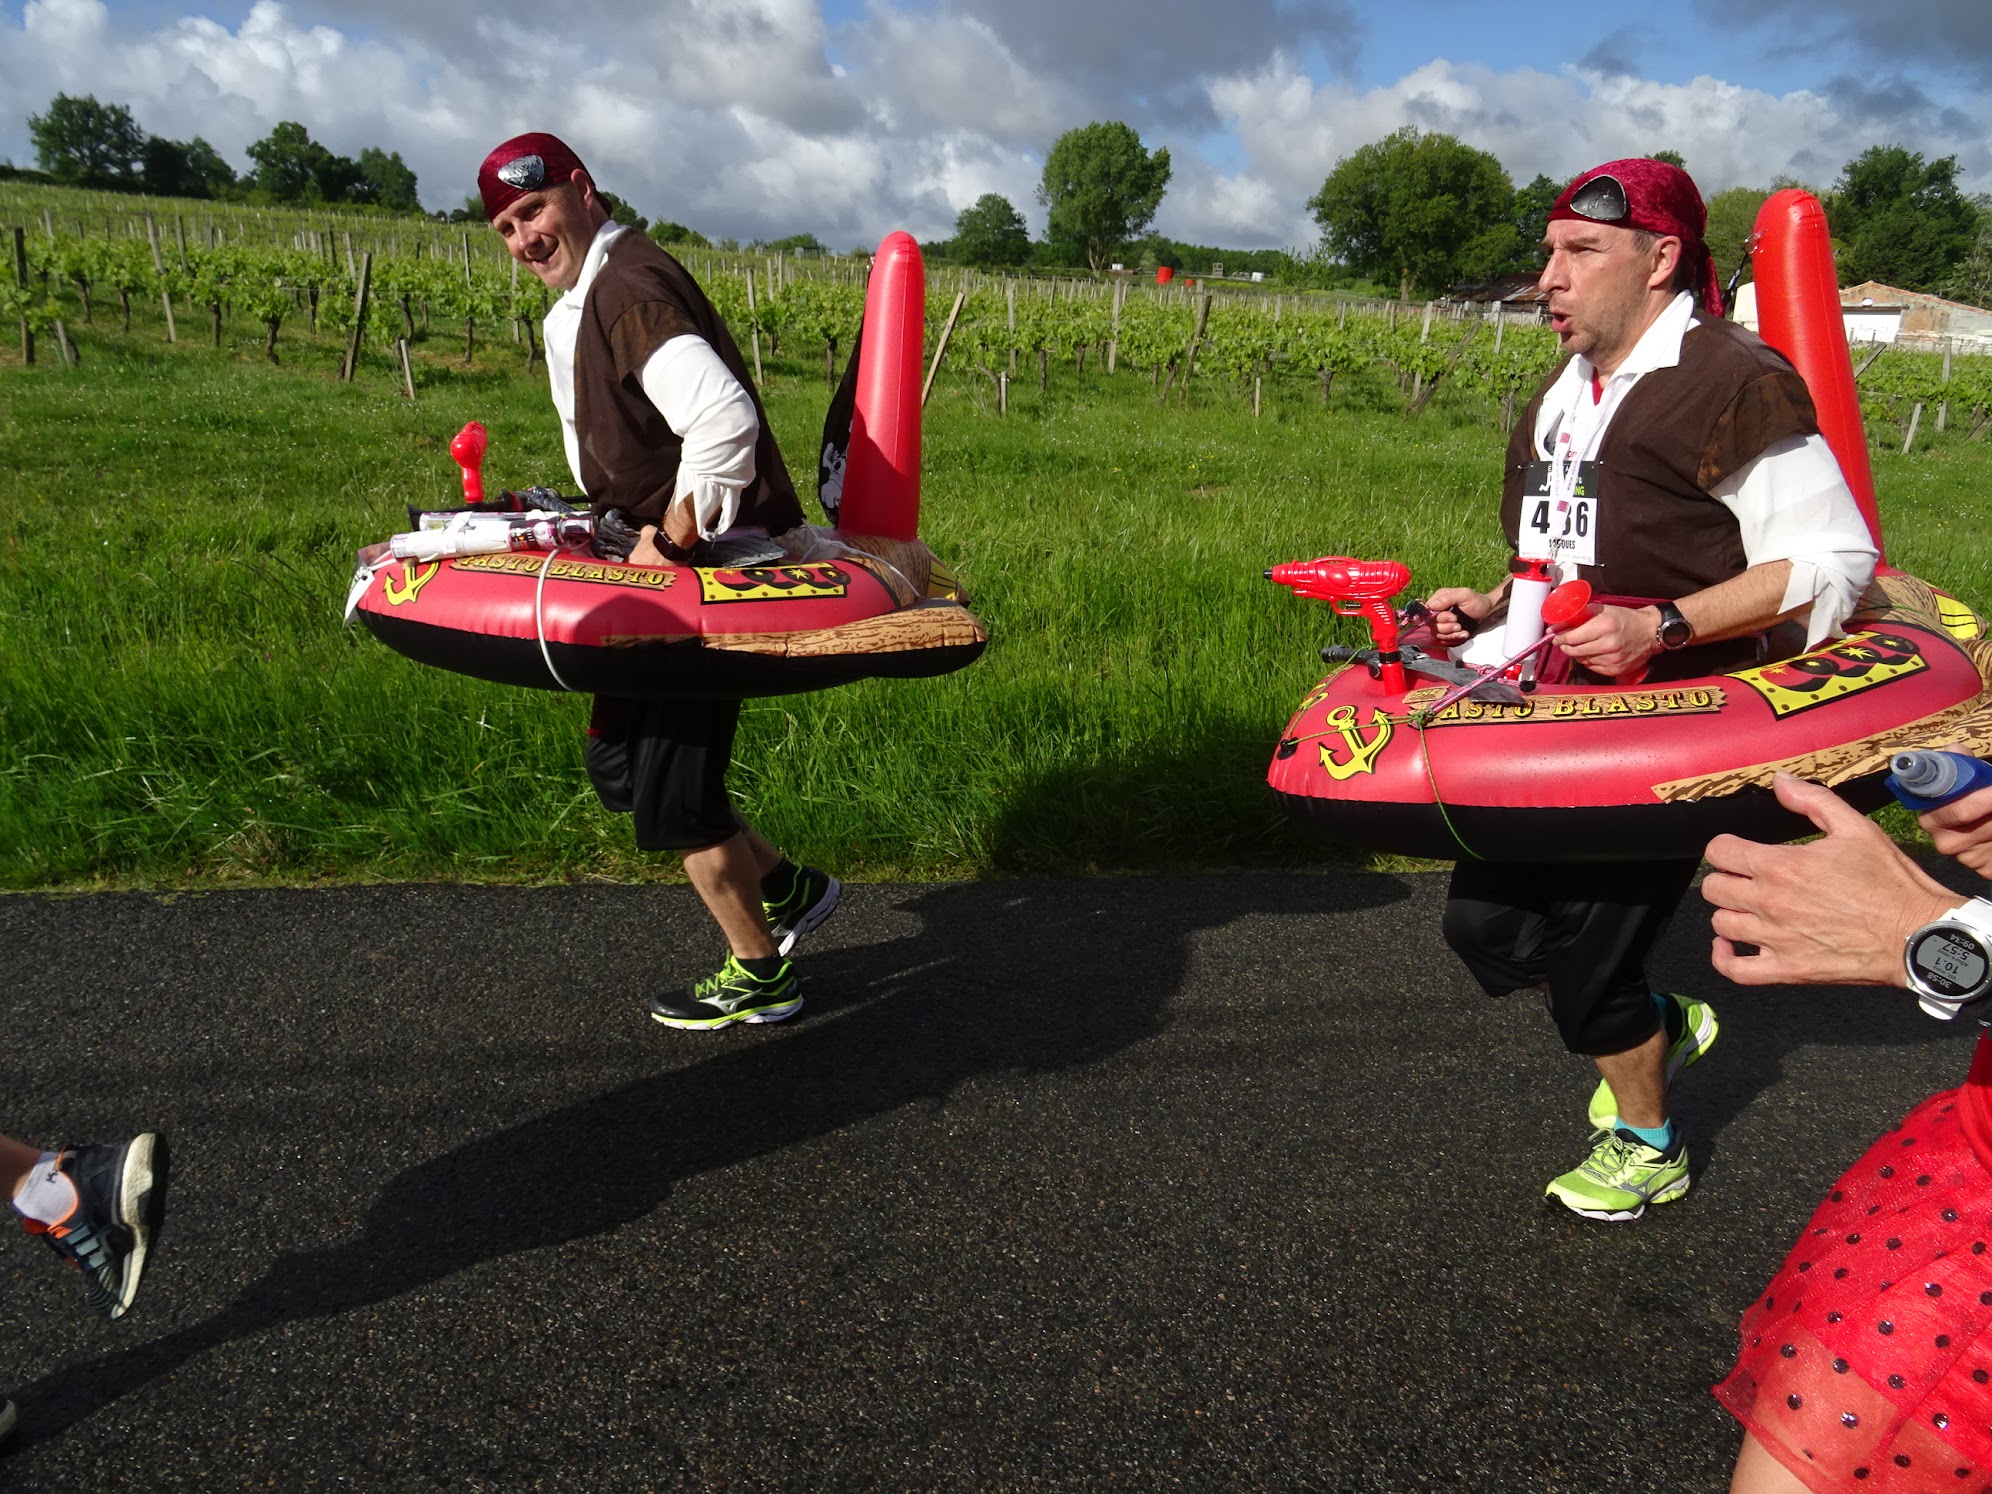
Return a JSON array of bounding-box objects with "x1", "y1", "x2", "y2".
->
[{"x1": 11, "y1": 1152, "x2": 78, "y2": 1227}]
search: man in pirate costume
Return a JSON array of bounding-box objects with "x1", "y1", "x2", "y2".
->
[
  {"x1": 480, "y1": 132, "x2": 840, "y2": 1030},
  {"x1": 1423, "y1": 158, "x2": 1877, "y2": 1220}
]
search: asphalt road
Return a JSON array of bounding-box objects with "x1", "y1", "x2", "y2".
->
[{"x1": 0, "y1": 872, "x2": 1979, "y2": 1492}]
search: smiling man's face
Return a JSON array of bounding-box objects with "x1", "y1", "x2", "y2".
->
[{"x1": 491, "y1": 172, "x2": 607, "y2": 293}]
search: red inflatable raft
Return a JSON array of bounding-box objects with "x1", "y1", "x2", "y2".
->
[
  {"x1": 1267, "y1": 191, "x2": 1992, "y2": 862},
  {"x1": 350, "y1": 233, "x2": 986, "y2": 700}
]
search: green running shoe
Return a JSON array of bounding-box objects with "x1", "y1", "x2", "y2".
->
[
  {"x1": 1588, "y1": 993, "x2": 1718, "y2": 1133},
  {"x1": 650, "y1": 955, "x2": 802, "y2": 1030},
  {"x1": 1545, "y1": 1128, "x2": 1690, "y2": 1221},
  {"x1": 763, "y1": 865, "x2": 841, "y2": 957}
]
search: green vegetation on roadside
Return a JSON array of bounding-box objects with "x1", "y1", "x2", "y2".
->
[{"x1": 6, "y1": 277, "x2": 1992, "y2": 890}]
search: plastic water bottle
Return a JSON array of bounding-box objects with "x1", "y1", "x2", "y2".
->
[{"x1": 1886, "y1": 750, "x2": 1992, "y2": 813}]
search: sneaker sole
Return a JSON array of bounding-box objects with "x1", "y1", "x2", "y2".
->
[
  {"x1": 112, "y1": 1131, "x2": 169, "y2": 1320},
  {"x1": 1545, "y1": 1174, "x2": 1690, "y2": 1222},
  {"x1": 650, "y1": 994, "x2": 804, "y2": 1031},
  {"x1": 775, "y1": 877, "x2": 842, "y2": 958}
]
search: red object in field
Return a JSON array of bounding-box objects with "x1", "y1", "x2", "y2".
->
[
  {"x1": 450, "y1": 421, "x2": 488, "y2": 504},
  {"x1": 1539, "y1": 579, "x2": 1595, "y2": 631},
  {"x1": 1156, "y1": 266, "x2": 1174, "y2": 285},
  {"x1": 1751, "y1": 189, "x2": 1884, "y2": 559},
  {"x1": 1268, "y1": 556, "x2": 1412, "y2": 693},
  {"x1": 839, "y1": 231, "x2": 923, "y2": 541}
]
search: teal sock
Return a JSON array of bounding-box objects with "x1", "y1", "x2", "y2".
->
[{"x1": 1621, "y1": 1118, "x2": 1677, "y2": 1152}]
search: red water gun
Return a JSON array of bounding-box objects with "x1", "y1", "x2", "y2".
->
[{"x1": 1267, "y1": 557, "x2": 1412, "y2": 692}]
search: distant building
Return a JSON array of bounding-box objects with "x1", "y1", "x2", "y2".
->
[
  {"x1": 1443, "y1": 272, "x2": 1550, "y2": 315},
  {"x1": 1730, "y1": 280, "x2": 1992, "y2": 348}
]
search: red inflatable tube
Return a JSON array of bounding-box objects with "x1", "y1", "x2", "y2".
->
[
  {"x1": 1263, "y1": 184, "x2": 1991, "y2": 861},
  {"x1": 1752, "y1": 189, "x2": 1884, "y2": 558},
  {"x1": 840, "y1": 230, "x2": 923, "y2": 541}
]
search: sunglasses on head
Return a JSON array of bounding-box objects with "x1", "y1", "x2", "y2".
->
[
  {"x1": 495, "y1": 154, "x2": 547, "y2": 192},
  {"x1": 1566, "y1": 173, "x2": 1628, "y2": 223}
]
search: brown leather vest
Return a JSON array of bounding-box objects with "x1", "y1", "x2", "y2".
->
[
  {"x1": 571, "y1": 233, "x2": 803, "y2": 533},
  {"x1": 1498, "y1": 317, "x2": 1819, "y2": 680}
]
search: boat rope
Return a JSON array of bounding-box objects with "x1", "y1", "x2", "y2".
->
[
  {"x1": 1411, "y1": 715, "x2": 1484, "y2": 862},
  {"x1": 534, "y1": 542, "x2": 584, "y2": 693}
]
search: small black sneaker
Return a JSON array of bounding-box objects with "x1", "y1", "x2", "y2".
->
[
  {"x1": 650, "y1": 956, "x2": 803, "y2": 1030},
  {"x1": 30, "y1": 1133, "x2": 170, "y2": 1321},
  {"x1": 763, "y1": 866, "x2": 841, "y2": 957}
]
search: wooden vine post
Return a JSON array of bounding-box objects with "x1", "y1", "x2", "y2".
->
[
  {"x1": 13, "y1": 226, "x2": 32, "y2": 365},
  {"x1": 921, "y1": 290, "x2": 966, "y2": 406},
  {"x1": 342, "y1": 252, "x2": 373, "y2": 381},
  {"x1": 146, "y1": 214, "x2": 176, "y2": 343},
  {"x1": 743, "y1": 268, "x2": 764, "y2": 385}
]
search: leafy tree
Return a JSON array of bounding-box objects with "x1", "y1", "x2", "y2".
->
[
  {"x1": 1649, "y1": 150, "x2": 1687, "y2": 169},
  {"x1": 951, "y1": 193, "x2": 1030, "y2": 267},
  {"x1": 1704, "y1": 185, "x2": 1771, "y2": 288},
  {"x1": 358, "y1": 147, "x2": 420, "y2": 213},
  {"x1": 1829, "y1": 145, "x2": 1979, "y2": 293},
  {"x1": 1307, "y1": 128, "x2": 1517, "y2": 300},
  {"x1": 141, "y1": 136, "x2": 236, "y2": 199},
  {"x1": 1037, "y1": 121, "x2": 1171, "y2": 273},
  {"x1": 649, "y1": 220, "x2": 711, "y2": 248},
  {"x1": 596, "y1": 190, "x2": 648, "y2": 233},
  {"x1": 29, "y1": 94, "x2": 145, "y2": 186},
  {"x1": 246, "y1": 121, "x2": 332, "y2": 202},
  {"x1": 757, "y1": 232, "x2": 827, "y2": 255},
  {"x1": 1511, "y1": 173, "x2": 1562, "y2": 259},
  {"x1": 1944, "y1": 197, "x2": 1992, "y2": 310}
]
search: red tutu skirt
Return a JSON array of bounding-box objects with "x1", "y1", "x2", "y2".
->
[{"x1": 1715, "y1": 1041, "x2": 1992, "y2": 1492}]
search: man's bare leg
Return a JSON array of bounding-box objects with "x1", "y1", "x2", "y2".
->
[
  {"x1": 1730, "y1": 1432, "x2": 1809, "y2": 1493},
  {"x1": 681, "y1": 830, "x2": 779, "y2": 960},
  {"x1": 1594, "y1": 1028, "x2": 1668, "y2": 1129},
  {"x1": 734, "y1": 822, "x2": 784, "y2": 880}
]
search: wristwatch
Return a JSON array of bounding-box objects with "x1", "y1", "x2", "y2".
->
[
  {"x1": 1654, "y1": 602, "x2": 1694, "y2": 651},
  {"x1": 1903, "y1": 897, "x2": 1992, "y2": 1019}
]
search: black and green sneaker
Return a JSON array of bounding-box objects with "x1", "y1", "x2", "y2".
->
[
  {"x1": 650, "y1": 955, "x2": 803, "y2": 1030},
  {"x1": 763, "y1": 864, "x2": 841, "y2": 957}
]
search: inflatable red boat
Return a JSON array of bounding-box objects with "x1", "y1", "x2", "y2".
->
[
  {"x1": 1267, "y1": 191, "x2": 1992, "y2": 862},
  {"x1": 349, "y1": 233, "x2": 987, "y2": 700}
]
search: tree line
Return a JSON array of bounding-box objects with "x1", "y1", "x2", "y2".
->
[
  {"x1": 18, "y1": 94, "x2": 420, "y2": 214},
  {"x1": 937, "y1": 123, "x2": 1992, "y2": 310},
  {"x1": 16, "y1": 93, "x2": 1992, "y2": 302}
]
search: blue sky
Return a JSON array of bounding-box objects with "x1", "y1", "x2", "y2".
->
[{"x1": 2, "y1": 0, "x2": 1988, "y2": 248}]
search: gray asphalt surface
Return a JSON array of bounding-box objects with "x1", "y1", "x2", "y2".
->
[{"x1": 0, "y1": 872, "x2": 1979, "y2": 1492}]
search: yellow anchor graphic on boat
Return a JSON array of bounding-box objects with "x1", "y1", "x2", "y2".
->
[
  {"x1": 383, "y1": 561, "x2": 441, "y2": 606},
  {"x1": 1318, "y1": 703, "x2": 1395, "y2": 779}
]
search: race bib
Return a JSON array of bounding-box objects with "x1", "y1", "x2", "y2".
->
[{"x1": 1518, "y1": 460, "x2": 1600, "y2": 567}]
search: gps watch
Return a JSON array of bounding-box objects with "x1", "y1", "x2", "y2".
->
[{"x1": 1904, "y1": 897, "x2": 1992, "y2": 1020}]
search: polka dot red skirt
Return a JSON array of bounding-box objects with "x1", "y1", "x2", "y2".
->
[{"x1": 1716, "y1": 1044, "x2": 1992, "y2": 1492}]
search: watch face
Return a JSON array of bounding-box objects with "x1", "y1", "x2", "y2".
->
[
  {"x1": 1910, "y1": 926, "x2": 1991, "y2": 1000},
  {"x1": 1659, "y1": 608, "x2": 1693, "y2": 649}
]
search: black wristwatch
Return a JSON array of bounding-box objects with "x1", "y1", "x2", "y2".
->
[{"x1": 1654, "y1": 602, "x2": 1694, "y2": 651}]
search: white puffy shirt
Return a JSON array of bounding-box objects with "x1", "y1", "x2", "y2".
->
[
  {"x1": 541, "y1": 221, "x2": 761, "y2": 539},
  {"x1": 1533, "y1": 291, "x2": 1878, "y2": 646}
]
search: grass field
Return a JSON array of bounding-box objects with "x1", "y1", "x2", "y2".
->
[{"x1": 5, "y1": 295, "x2": 1991, "y2": 890}]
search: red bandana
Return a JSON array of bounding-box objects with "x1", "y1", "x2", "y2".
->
[
  {"x1": 478, "y1": 133, "x2": 590, "y2": 221},
  {"x1": 1548, "y1": 158, "x2": 1723, "y2": 318}
]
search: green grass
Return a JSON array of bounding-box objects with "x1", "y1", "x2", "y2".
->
[{"x1": 6, "y1": 301, "x2": 1992, "y2": 889}]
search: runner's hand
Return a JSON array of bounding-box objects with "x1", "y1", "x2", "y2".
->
[
  {"x1": 1424, "y1": 587, "x2": 1495, "y2": 647},
  {"x1": 1552, "y1": 604, "x2": 1660, "y2": 678},
  {"x1": 1924, "y1": 786, "x2": 1992, "y2": 879},
  {"x1": 1702, "y1": 773, "x2": 1955, "y2": 987}
]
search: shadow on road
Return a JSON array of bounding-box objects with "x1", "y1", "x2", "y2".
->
[{"x1": 10, "y1": 872, "x2": 1407, "y2": 1446}]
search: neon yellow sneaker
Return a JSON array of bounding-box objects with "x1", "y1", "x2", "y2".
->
[
  {"x1": 649, "y1": 955, "x2": 802, "y2": 1030},
  {"x1": 1588, "y1": 993, "x2": 1718, "y2": 1132},
  {"x1": 1545, "y1": 1129, "x2": 1690, "y2": 1221}
]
